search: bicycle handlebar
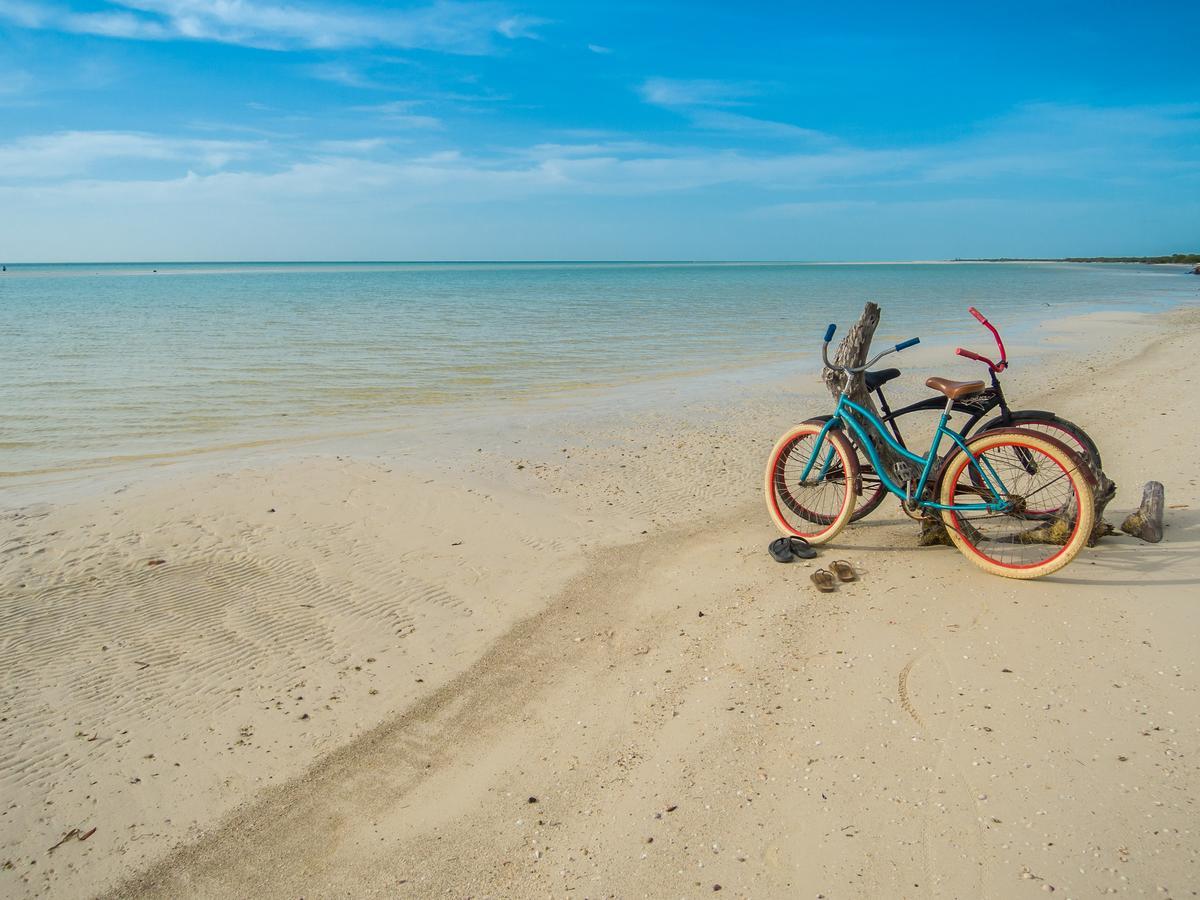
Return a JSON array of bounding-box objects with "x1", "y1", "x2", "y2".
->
[
  {"x1": 963, "y1": 306, "x2": 1008, "y2": 372},
  {"x1": 956, "y1": 347, "x2": 990, "y2": 364},
  {"x1": 821, "y1": 324, "x2": 920, "y2": 374}
]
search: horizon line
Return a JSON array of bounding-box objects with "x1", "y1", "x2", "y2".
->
[{"x1": 5, "y1": 256, "x2": 1195, "y2": 267}]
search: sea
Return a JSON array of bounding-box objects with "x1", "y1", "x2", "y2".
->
[{"x1": 1, "y1": 261, "x2": 1195, "y2": 484}]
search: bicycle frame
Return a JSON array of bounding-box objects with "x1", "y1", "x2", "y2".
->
[
  {"x1": 801, "y1": 394, "x2": 1010, "y2": 512},
  {"x1": 873, "y1": 368, "x2": 1006, "y2": 450}
]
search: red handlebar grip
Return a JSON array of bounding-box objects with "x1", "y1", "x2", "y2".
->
[
  {"x1": 968, "y1": 306, "x2": 987, "y2": 324},
  {"x1": 956, "y1": 347, "x2": 988, "y2": 363}
]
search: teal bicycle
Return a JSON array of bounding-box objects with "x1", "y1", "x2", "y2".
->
[{"x1": 764, "y1": 324, "x2": 1095, "y2": 579}]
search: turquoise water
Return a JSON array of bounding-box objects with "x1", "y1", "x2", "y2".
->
[{"x1": 0, "y1": 261, "x2": 1194, "y2": 480}]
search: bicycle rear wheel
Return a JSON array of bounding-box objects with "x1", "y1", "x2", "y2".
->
[
  {"x1": 765, "y1": 422, "x2": 858, "y2": 545},
  {"x1": 978, "y1": 410, "x2": 1102, "y2": 474},
  {"x1": 936, "y1": 428, "x2": 1094, "y2": 579}
]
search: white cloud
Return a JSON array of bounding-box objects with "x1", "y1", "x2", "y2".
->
[
  {"x1": 586, "y1": 43, "x2": 611, "y2": 54},
  {"x1": 351, "y1": 101, "x2": 443, "y2": 129},
  {"x1": 306, "y1": 62, "x2": 381, "y2": 89},
  {"x1": 1, "y1": 0, "x2": 542, "y2": 53},
  {"x1": 917, "y1": 102, "x2": 1200, "y2": 185},
  {"x1": 639, "y1": 77, "x2": 751, "y2": 108},
  {"x1": 314, "y1": 137, "x2": 389, "y2": 153},
  {"x1": 688, "y1": 109, "x2": 830, "y2": 142},
  {"x1": 639, "y1": 76, "x2": 831, "y2": 143},
  {"x1": 495, "y1": 13, "x2": 546, "y2": 39},
  {"x1": 0, "y1": 0, "x2": 50, "y2": 27},
  {"x1": 0, "y1": 130, "x2": 259, "y2": 178},
  {"x1": 522, "y1": 140, "x2": 673, "y2": 159},
  {"x1": 62, "y1": 8, "x2": 171, "y2": 39},
  {"x1": 0, "y1": 133, "x2": 913, "y2": 203},
  {"x1": 1, "y1": 102, "x2": 1193, "y2": 248}
]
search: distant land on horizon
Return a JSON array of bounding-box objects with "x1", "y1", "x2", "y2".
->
[{"x1": 955, "y1": 253, "x2": 1200, "y2": 265}]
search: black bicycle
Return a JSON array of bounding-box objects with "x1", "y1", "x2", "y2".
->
[{"x1": 807, "y1": 306, "x2": 1102, "y2": 522}]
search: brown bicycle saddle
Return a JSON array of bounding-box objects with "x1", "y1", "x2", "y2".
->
[{"x1": 925, "y1": 376, "x2": 986, "y2": 400}]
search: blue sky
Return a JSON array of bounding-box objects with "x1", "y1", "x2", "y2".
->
[{"x1": 1, "y1": 0, "x2": 1197, "y2": 260}]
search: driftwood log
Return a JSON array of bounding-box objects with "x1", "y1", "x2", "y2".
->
[
  {"x1": 1120, "y1": 482, "x2": 1164, "y2": 543},
  {"x1": 822, "y1": 302, "x2": 1120, "y2": 547},
  {"x1": 820, "y1": 302, "x2": 911, "y2": 486}
]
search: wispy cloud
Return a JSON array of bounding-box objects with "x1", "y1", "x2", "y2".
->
[
  {"x1": 495, "y1": 13, "x2": 546, "y2": 40},
  {"x1": 306, "y1": 62, "x2": 383, "y2": 89},
  {"x1": 350, "y1": 101, "x2": 444, "y2": 129},
  {"x1": 314, "y1": 137, "x2": 390, "y2": 154},
  {"x1": 639, "y1": 77, "x2": 751, "y2": 108},
  {"x1": 2, "y1": 102, "x2": 1194, "y2": 211},
  {"x1": 919, "y1": 102, "x2": 1200, "y2": 184},
  {"x1": 586, "y1": 43, "x2": 611, "y2": 55},
  {"x1": 1, "y1": 0, "x2": 543, "y2": 53},
  {"x1": 639, "y1": 76, "x2": 830, "y2": 142},
  {"x1": 0, "y1": 130, "x2": 260, "y2": 179},
  {"x1": 688, "y1": 109, "x2": 830, "y2": 141}
]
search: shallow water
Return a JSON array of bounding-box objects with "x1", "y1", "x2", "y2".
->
[{"x1": 0, "y1": 261, "x2": 1194, "y2": 480}]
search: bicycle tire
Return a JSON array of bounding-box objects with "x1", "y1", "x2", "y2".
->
[
  {"x1": 978, "y1": 410, "x2": 1102, "y2": 475},
  {"x1": 764, "y1": 422, "x2": 858, "y2": 545},
  {"x1": 935, "y1": 428, "x2": 1095, "y2": 579}
]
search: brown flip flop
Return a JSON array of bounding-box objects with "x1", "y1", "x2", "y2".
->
[
  {"x1": 810, "y1": 569, "x2": 836, "y2": 593},
  {"x1": 829, "y1": 560, "x2": 858, "y2": 582}
]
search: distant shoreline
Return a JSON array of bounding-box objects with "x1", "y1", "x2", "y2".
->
[{"x1": 954, "y1": 254, "x2": 1200, "y2": 265}]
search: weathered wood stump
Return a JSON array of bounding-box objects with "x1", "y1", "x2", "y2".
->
[
  {"x1": 1120, "y1": 481, "x2": 1164, "y2": 543},
  {"x1": 821, "y1": 301, "x2": 911, "y2": 490}
]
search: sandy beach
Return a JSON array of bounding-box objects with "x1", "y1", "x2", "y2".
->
[{"x1": 2, "y1": 305, "x2": 1198, "y2": 899}]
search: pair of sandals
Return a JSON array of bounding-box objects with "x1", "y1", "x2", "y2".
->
[
  {"x1": 810, "y1": 560, "x2": 857, "y2": 592},
  {"x1": 768, "y1": 536, "x2": 817, "y2": 562}
]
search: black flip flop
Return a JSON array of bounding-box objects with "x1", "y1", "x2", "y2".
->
[
  {"x1": 768, "y1": 537, "x2": 793, "y2": 563},
  {"x1": 769, "y1": 536, "x2": 818, "y2": 563},
  {"x1": 788, "y1": 536, "x2": 817, "y2": 559}
]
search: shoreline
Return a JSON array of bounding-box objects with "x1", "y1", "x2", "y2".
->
[{"x1": 1, "y1": 304, "x2": 1198, "y2": 898}]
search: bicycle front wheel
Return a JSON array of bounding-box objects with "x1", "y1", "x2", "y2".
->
[
  {"x1": 801, "y1": 416, "x2": 889, "y2": 522},
  {"x1": 765, "y1": 422, "x2": 858, "y2": 545},
  {"x1": 936, "y1": 428, "x2": 1095, "y2": 579}
]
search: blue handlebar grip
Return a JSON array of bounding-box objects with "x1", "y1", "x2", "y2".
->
[
  {"x1": 824, "y1": 323, "x2": 836, "y2": 342},
  {"x1": 895, "y1": 337, "x2": 920, "y2": 351}
]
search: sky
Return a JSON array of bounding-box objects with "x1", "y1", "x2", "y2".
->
[{"x1": 0, "y1": 0, "x2": 1198, "y2": 261}]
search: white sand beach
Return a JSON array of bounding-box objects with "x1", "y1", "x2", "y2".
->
[{"x1": 1, "y1": 306, "x2": 1197, "y2": 899}]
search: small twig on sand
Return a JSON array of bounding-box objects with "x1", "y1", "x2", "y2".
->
[
  {"x1": 48, "y1": 827, "x2": 97, "y2": 853},
  {"x1": 47, "y1": 830, "x2": 79, "y2": 853}
]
